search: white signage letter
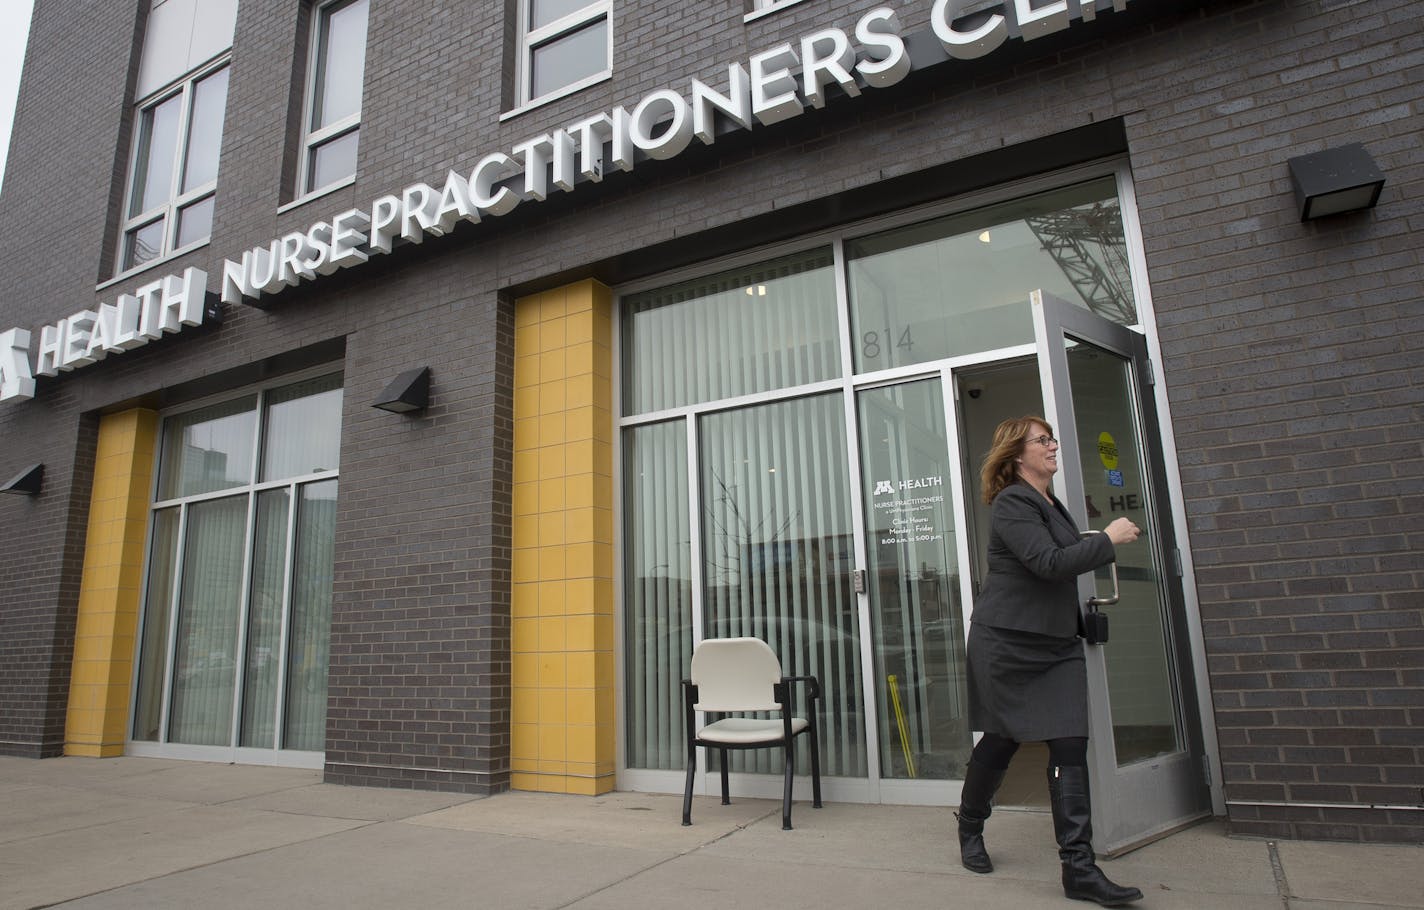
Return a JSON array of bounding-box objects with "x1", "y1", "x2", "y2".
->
[
  {"x1": 35, "y1": 323, "x2": 63, "y2": 377},
  {"x1": 400, "y1": 183, "x2": 443, "y2": 241},
  {"x1": 551, "y1": 129, "x2": 578, "y2": 193},
  {"x1": 275, "y1": 232, "x2": 314, "y2": 286},
  {"x1": 136, "y1": 280, "x2": 166, "y2": 340},
  {"x1": 931, "y1": 0, "x2": 1008, "y2": 60},
  {"x1": 512, "y1": 135, "x2": 555, "y2": 202},
  {"x1": 630, "y1": 90, "x2": 694, "y2": 160},
  {"x1": 568, "y1": 113, "x2": 613, "y2": 183},
  {"x1": 691, "y1": 63, "x2": 751, "y2": 145},
  {"x1": 303, "y1": 222, "x2": 335, "y2": 276},
  {"x1": 369, "y1": 194, "x2": 402, "y2": 254},
  {"x1": 434, "y1": 171, "x2": 480, "y2": 233},
  {"x1": 60, "y1": 311, "x2": 99, "y2": 370},
  {"x1": 109, "y1": 294, "x2": 145, "y2": 349},
  {"x1": 222, "y1": 251, "x2": 258, "y2": 305},
  {"x1": 470, "y1": 153, "x2": 522, "y2": 217},
  {"x1": 800, "y1": 28, "x2": 859, "y2": 109},
  {"x1": 1013, "y1": 0, "x2": 1070, "y2": 39},
  {"x1": 329, "y1": 209, "x2": 372, "y2": 270},
  {"x1": 749, "y1": 44, "x2": 803, "y2": 126},
  {"x1": 86, "y1": 305, "x2": 114, "y2": 360},
  {"x1": 0, "y1": 328, "x2": 36, "y2": 400},
  {"x1": 609, "y1": 106, "x2": 637, "y2": 172},
  {"x1": 855, "y1": 8, "x2": 911, "y2": 89}
]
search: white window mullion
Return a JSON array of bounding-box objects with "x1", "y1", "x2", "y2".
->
[{"x1": 157, "y1": 503, "x2": 190, "y2": 744}]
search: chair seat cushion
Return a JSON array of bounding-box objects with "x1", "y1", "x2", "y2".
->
[{"x1": 697, "y1": 717, "x2": 808, "y2": 745}]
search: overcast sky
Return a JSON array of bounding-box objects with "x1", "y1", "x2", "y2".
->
[{"x1": 0, "y1": 0, "x2": 36, "y2": 194}]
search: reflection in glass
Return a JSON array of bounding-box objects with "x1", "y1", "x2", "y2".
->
[
  {"x1": 622, "y1": 248, "x2": 840, "y2": 415},
  {"x1": 531, "y1": 0, "x2": 598, "y2": 29},
  {"x1": 530, "y1": 18, "x2": 607, "y2": 99},
  {"x1": 181, "y1": 66, "x2": 230, "y2": 192},
  {"x1": 240, "y1": 489, "x2": 290, "y2": 749},
  {"x1": 131, "y1": 93, "x2": 181, "y2": 216},
  {"x1": 175, "y1": 196, "x2": 214, "y2": 249},
  {"x1": 1064, "y1": 338, "x2": 1182, "y2": 766},
  {"x1": 700, "y1": 393, "x2": 864, "y2": 777},
  {"x1": 846, "y1": 178, "x2": 1136, "y2": 373},
  {"x1": 262, "y1": 374, "x2": 344, "y2": 481},
  {"x1": 312, "y1": 0, "x2": 369, "y2": 130},
  {"x1": 124, "y1": 219, "x2": 166, "y2": 270},
  {"x1": 133, "y1": 508, "x2": 180, "y2": 741},
  {"x1": 309, "y1": 129, "x2": 359, "y2": 192},
  {"x1": 157, "y1": 396, "x2": 258, "y2": 500},
  {"x1": 858, "y1": 379, "x2": 971, "y2": 779},
  {"x1": 168, "y1": 495, "x2": 247, "y2": 746},
  {"x1": 622, "y1": 422, "x2": 693, "y2": 769},
  {"x1": 285, "y1": 480, "x2": 337, "y2": 750}
]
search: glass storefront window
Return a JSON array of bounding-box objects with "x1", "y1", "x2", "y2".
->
[
  {"x1": 156, "y1": 395, "x2": 257, "y2": 500},
  {"x1": 622, "y1": 421, "x2": 693, "y2": 770},
  {"x1": 619, "y1": 171, "x2": 1151, "y2": 797},
  {"x1": 261, "y1": 373, "x2": 343, "y2": 481},
  {"x1": 857, "y1": 379, "x2": 971, "y2": 779},
  {"x1": 846, "y1": 177, "x2": 1137, "y2": 373},
  {"x1": 621, "y1": 247, "x2": 841, "y2": 415},
  {"x1": 132, "y1": 373, "x2": 343, "y2": 756},
  {"x1": 699, "y1": 393, "x2": 864, "y2": 778}
]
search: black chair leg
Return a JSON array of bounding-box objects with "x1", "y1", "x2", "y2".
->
[
  {"x1": 719, "y1": 749, "x2": 731, "y2": 804},
  {"x1": 682, "y1": 746, "x2": 696, "y2": 826},
  {"x1": 809, "y1": 723, "x2": 823, "y2": 809},
  {"x1": 782, "y1": 740, "x2": 795, "y2": 830}
]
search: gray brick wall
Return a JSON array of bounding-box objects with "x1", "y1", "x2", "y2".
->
[{"x1": 0, "y1": 0, "x2": 1419, "y2": 835}]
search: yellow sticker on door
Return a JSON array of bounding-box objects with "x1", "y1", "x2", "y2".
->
[{"x1": 1098, "y1": 432, "x2": 1119, "y2": 470}]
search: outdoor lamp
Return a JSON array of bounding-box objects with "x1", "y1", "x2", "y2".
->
[
  {"x1": 1287, "y1": 143, "x2": 1385, "y2": 221},
  {"x1": 371, "y1": 367, "x2": 431, "y2": 414},
  {"x1": 1, "y1": 463, "x2": 44, "y2": 495}
]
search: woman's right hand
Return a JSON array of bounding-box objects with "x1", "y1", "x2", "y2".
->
[{"x1": 1104, "y1": 516, "x2": 1141, "y2": 545}]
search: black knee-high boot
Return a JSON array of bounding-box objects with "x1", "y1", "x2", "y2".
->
[
  {"x1": 1048, "y1": 766, "x2": 1142, "y2": 906},
  {"x1": 956, "y1": 760, "x2": 1007, "y2": 873}
]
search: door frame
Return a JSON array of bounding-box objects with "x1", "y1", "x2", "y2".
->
[{"x1": 1033, "y1": 288, "x2": 1214, "y2": 852}]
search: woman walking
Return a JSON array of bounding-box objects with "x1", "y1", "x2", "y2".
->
[{"x1": 957, "y1": 415, "x2": 1143, "y2": 907}]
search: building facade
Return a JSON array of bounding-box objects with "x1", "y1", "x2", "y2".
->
[{"x1": 0, "y1": 0, "x2": 1419, "y2": 847}]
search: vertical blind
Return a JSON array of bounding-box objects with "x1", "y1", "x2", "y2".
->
[
  {"x1": 699, "y1": 394, "x2": 864, "y2": 777},
  {"x1": 132, "y1": 373, "x2": 342, "y2": 754},
  {"x1": 621, "y1": 247, "x2": 841, "y2": 415},
  {"x1": 622, "y1": 422, "x2": 693, "y2": 770}
]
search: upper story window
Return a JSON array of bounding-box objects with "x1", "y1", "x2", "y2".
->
[
  {"x1": 118, "y1": 0, "x2": 238, "y2": 276},
  {"x1": 519, "y1": 0, "x2": 611, "y2": 107},
  {"x1": 301, "y1": 0, "x2": 369, "y2": 196},
  {"x1": 120, "y1": 62, "x2": 231, "y2": 272}
]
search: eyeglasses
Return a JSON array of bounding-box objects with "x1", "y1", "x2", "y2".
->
[{"x1": 1026, "y1": 434, "x2": 1058, "y2": 447}]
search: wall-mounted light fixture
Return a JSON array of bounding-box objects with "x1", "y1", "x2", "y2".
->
[
  {"x1": 1, "y1": 463, "x2": 44, "y2": 496},
  {"x1": 1288, "y1": 143, "x2": 1386, "y2": 221},
  {"x1": 371, "y1": 367, "x2": 431, "y2": 414}
]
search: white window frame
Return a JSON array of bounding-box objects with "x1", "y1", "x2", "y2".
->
[
  {"x1": 744, "y1": 0, "x2": 809, "y2": 23},
  {"x1": 117, "y1": 57, "x2": 230, "y2": 277},
  {"x1": 298, "y1": 0, "x2": 369, "y2": 199},
  {"x1": 517, "y1": 0, "x2": 612, "y2": 108}
]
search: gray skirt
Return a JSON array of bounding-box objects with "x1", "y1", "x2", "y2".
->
[{"x1": 967, "y1": 622, "x2": 1088, "y2": 741}]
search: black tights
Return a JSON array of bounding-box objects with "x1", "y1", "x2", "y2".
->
[{"x1": 971, "y1": 732, "x2": 1088, "y2": 770}]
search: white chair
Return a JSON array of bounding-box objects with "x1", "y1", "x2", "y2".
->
[{"x1": 681, "y1": 637, "x2": 823, "y2": 830}]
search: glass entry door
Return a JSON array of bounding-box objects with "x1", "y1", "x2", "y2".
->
[
  {"x1": 856, "y1": 378, "x2": 972, "y2": 799},
  {"x1": 1032, "y1": 289, "x2": 1212, "y2": 852}
]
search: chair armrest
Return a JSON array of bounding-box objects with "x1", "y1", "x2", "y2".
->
[{"x1": 781, "y1": 674, "x2": 821, "y2": 701}]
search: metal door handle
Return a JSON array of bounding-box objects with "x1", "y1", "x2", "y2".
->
[{"x1": 1082, "y1": 530, "x2": 1119, "y2": 606}]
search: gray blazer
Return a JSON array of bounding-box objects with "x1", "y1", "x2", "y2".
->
[{"x1": 972, "y1": 481, "x2": 1117, "y2": 639}]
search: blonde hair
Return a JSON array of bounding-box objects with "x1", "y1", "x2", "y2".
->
[{"x1": 979, "y1": 415, "x2": 1054, "y2": 504}]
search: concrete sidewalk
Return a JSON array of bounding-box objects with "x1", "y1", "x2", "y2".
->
[{"x1": 1, "y1": 756, "x2": 1419, "y2": 910}]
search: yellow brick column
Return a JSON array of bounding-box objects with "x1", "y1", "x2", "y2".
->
[
  {"x1": 65, "y1": 408, "x2": 159, "y2": 757},
  {"x1": 511, "y1": 280, "x2": 616, "y2": 795}
]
